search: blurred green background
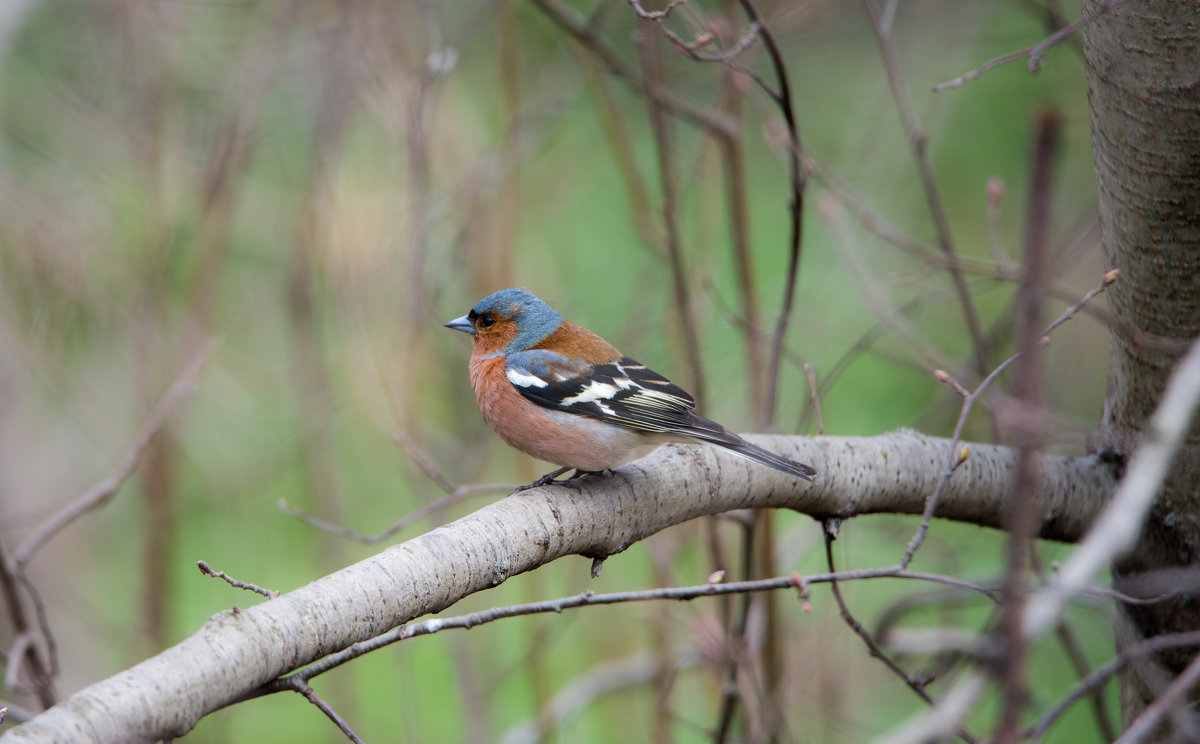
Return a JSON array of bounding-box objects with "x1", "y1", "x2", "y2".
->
[{"x1": 0, "y1": 1, "x2": 1113, "y2": 741}]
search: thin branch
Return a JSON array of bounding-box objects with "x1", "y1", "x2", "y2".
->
[
  {"x1": 1113, "y1": 651, "x2": 1200, "y2": 744},
  {"x1": 529, "y1": 0, "x2": 737, "y2": 137},
  {"x1": 823, "y1": 524, "x2": 978, "y2": 743},
  {"x1": 899, "y1": 270, "x2": 1117, "y2": 568},
  {"x1": 934, "y1": 0, "x2": 1132, "y2": 92},
  {"x1": 197, "y1": 561, "x2": 279, "y2": 600},
  {"x1": 638, "y1": 31, "x2": 707, "y2": 406},
  {"x1": 803, "y1": 363, "x2": 823, "y2": 435},
  {"x1": 392, "y1": 432, "x2": 457, "y2": 492},
  {"x1": 254, "y1": 567, "x2": 996, "y2": 698},
  {"x1": 1028, "y1": 630, "x2": 1200, "y2": 738},
  {"x1": 732, "y1": 0, "x2": 808, "y2": 430},
  {"x1": 281, "y1": 677, "x2": 365, "y2": 744},
  {"x1": 896, "y1": 333, "x2": 1200, "y2": 743},
  {"x1": 11, "y1": 341, "x2": 215, "y2": 569},
  {"x1": 994, "y1": 108, "x2": 1060, "y2": 744},
  {"x1": 819, "y1": 195, "x2": 956, "y2": 374},
  {"x1": 0, "y1": 536, "x2": 54, "y2": 708},
  {"x1": 713, "y1": 515, "x2": 756, "y2": 743},
  {"x1": 626, "y1": 0, "x2": 688, "y2": 22},
  {"x1": 2, "y1": 636, "x2": 33, "y2": 693},
  {"x1": 1030, "y1": 548, "x2": 1118, "y2": 741},
  {"x1": 863, "y1": 0, "x2": 990, "y2": 378},
  {"x1": 1024, "y1": 332, "x2": 1200, "y2": 637}
]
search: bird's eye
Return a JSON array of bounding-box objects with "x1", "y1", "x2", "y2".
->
[{"x1": 479, "y1": 316, "x2": 495, "y2": 328}]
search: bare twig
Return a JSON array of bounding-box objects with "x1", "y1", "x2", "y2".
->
[
  {"x1": 900, "y1": 271, "x2": 1117, "y2": 568},
  {"x1": 11, "y1": 342, "x2": 215, "y2": 569},
  {"x1": 638, "y1": 31, "x2": 707, "y2": 406},
  {"x1": 3, "y1": 635, "x2": 34, "y2": 692},
  {"x1": 896, "y1": 333, "x2": 1200, "y2": 743},
  {"x1": 819, "y1": 195, "x2": 955, "y2": 374},
  {"x1": 392, "y1": 432, "x2": 457, "y2": 492},
  {"x1": 1025, "y1": 333, "x2": 1200, "y2": 636},
  {"x1": 0, "y1": 540, "x2": 55, "y2": 709},
  {"x1": 1113, "y1": 652, "x2": 1200, "y2": 744},
  {"x1": 626, "y1": 0, "x2": 687, "y2": 22},
  {"x1": 1028, "y1": 630, "x2": 1200, "y2": 738},
  {"x1": 1029, "y1": 546, "x2": 1118, "y2": 742},
  {"x1": 530, "y1": 0, "x2": 737, "y2": 137},
  {"x1": 994, "y1": 108, "x2": 1059, "y2": 744},
  {"x1": 728, "y1": 0, "x2": 809, "y2": 430},
  {"x1": 253, "y1": 567, "x2": 995, "y2": 699},
  {"x1": 197, "y1": 561, "x2": 279, "y2": 600},
  {"x1": 711, "y1": 513, "x2": 761, "y2": 743},
  {"x1": 934, "y1": 0, "x2": 1132, "y2": 92},
  {"x1": 863, "y1": 0, "x2": 989, "y2": 378},
  {"x1": 282, "y1": 677, "x2": 365, "y2": 744},
  {"x1": 803, "y1": 363, "x2": 823, "y2": 435},
  {"x1": 823, "y1": 524, "x2": 978, "y2": 743}
]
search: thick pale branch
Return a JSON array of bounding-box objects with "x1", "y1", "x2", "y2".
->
[{"x1": 0, "y1": 430, "x2": 1114, "y2": 743}]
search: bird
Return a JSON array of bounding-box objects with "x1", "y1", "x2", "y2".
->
[{"x1": 445, "y1": 288, "x2": 817, "y2": 490}]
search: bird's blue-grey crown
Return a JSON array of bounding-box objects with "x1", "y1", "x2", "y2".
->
[{"x1": 473, "y1": 288, "x2": 564, "y2": 353}]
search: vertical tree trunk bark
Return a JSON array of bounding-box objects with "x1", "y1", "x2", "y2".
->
[{"x1": 1082, "y1": 0, "x2": 1200, "y2": 728}]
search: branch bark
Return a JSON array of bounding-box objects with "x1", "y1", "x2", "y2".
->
[{"x1": 0, "y1": 430, "x2": 1114, "y2": 743}]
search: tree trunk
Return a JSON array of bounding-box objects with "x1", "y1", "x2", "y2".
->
[{"x1": 1082, "y1": 0, "x2": 1200, "y2": 727}]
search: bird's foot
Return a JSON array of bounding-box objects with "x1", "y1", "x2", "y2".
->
[
  {"x1": 511, "y1": 467, "x2": 609, "y2": 493},
  {"x1": 511, "y1": 466, "x2": 573, "y2": 494}
]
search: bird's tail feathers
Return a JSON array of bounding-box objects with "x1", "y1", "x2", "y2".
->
[
  {"x1": 682, "y1": 415, "x2": 817, "y2": 481},
  {"x1": 719, "y1": 439, "x2": 818, "y2": 481}
]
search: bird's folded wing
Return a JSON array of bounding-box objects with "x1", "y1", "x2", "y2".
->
[{"x1": 506, "y1": 351, "x2": 727, "y2": 437}]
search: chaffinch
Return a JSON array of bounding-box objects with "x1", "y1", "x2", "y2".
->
[{"x1": 445, "y1": 288, "x2": 817, "y2": 490}]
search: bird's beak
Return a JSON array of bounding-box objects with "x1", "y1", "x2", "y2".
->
[{"x1": 444, "y1": 315, "x2": 474, "y2": 334}]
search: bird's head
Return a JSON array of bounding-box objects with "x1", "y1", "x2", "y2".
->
[{"x1": 444, "y1": 288, "x2": 564, "y2": 357}]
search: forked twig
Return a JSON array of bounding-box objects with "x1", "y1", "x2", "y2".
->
[
  {"x1": 197, "y1": 561, "x2": 279, "y2": 600},
  {"x1": 823, "y1": 523, "x2": 978, "y2": 743},
  {"x1": 934, "y1": 0, "x2": 1131, "y2": 92},
  {"x1": 899, "y1": 270, "x2": 1118, "y2": 568}
]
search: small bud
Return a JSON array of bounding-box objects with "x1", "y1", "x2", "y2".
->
[
  {"x1": 934, "y1": 369, "x2": 951, "y2": 383},
  {"x1": 1103, "y1": 268, "x2": 1120, "y2": 285},
  {"x1": 790, "y1": 572, "x2": 811, "y2": 605},
  {"x1": 1039, "y1": 336, "x2": 1051, "y2": 346},
  {"x1": 707, "y1": 570, "x2": 726, "y2": 584},
  {"x1": 987, "y1": 177, "x2": 1005, "y2": 205},
  {"x1": 955, "y1": 446, "x2": 970, "y2": 468}
]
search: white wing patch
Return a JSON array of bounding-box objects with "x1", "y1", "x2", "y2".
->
[
  {"x1": 559, "y1": 380, "x2": 621, "y2": 406},
  {"x1": 507, "y1": 367, "x2": 549, "y2": 388}
]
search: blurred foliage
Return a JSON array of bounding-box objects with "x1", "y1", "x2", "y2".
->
[{"x1": 0, "y1": 0, "x2": 1112, "y2": 742}]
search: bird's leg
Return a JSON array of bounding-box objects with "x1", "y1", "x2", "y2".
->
[{"x1": 511, "y1": 466, "x2": 573, "y2": 493}]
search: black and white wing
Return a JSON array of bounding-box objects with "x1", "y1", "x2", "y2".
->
[{"x1": 504, "y1": 350, "x2": 816, "y2": 481}]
